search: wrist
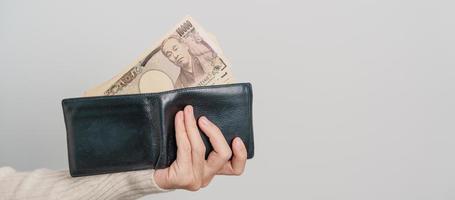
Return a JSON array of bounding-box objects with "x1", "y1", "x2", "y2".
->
[{"x1": 153, "y1": 169, "x2": 171, "y2": 190}]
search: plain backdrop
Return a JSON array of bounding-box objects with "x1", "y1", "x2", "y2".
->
[{"x1": 1, "y1": 0, "x2": 454, "y2": 199}]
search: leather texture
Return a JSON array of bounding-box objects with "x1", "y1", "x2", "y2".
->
[{"x1": 62, "y1": 83, "x2": 254, "y2": 177}]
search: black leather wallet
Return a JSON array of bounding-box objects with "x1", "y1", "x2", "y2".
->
[{"x1": 62, "y1": 83, "x2": 254, "y2": 177}]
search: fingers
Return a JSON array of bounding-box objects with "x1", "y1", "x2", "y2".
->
[
  {"x1": 231, "y1": 137, "x2": 247, "y2": 175},
  {"x1": 184, "y1": 106, "x2": 206, "y2": 160},
  {"x1": 183, "y1": 105, "x2": 205, "y2": 184},
  {"x1": 198, "y1": 116, "x2": 232, "y2": 173},
  {"x1": 160, "y1": 106, "x2": 247, "y2": 191},
  {"x1": 218, "y1": 137, "x2": 247, "y2": 175},
  {"x1": 153, "y1": 111, "x2": 190, "y2": 190},
  {"x1": 175, "y1": 111, "x2": 191, "y2": 164}
]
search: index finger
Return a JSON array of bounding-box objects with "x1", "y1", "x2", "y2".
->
[{"x1": 175, "y1": 111, "x2": 191, "y2": 164}]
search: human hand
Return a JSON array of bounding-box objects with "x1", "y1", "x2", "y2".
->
[{"x1": 153, "y1": 105, "x2": 248, "y2": 191}]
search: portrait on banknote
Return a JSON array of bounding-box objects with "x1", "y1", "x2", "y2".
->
[
  {"x1": 85, "y1": 17, "x2": 234, "y2": 96},
  {"x1": 157, "y1": 31, "x2": 217, "y2": 88}
]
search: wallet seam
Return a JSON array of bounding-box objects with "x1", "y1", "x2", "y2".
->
[
  {"x1": 246, "y1": 83, "x2": 254, "y2": 159},
  {"x1": 154, "y1": 96, "x2": 165, "y2": 168},
  {"x1": 62, "y1": 83, "x2": 250, "y2": 102},
  {"x1": 61, "y1": 101, "x2": 77, "y2": 176}
]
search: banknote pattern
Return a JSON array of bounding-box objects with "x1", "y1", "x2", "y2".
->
[{"x1": 85, "y1": 16, "x2": 234, "y2": 96}]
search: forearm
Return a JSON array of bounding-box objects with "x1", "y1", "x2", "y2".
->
[{"x1": 0, "y1": 167, "x2": 170, "y2": 200}]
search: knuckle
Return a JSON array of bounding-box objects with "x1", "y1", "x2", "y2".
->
[
  {"x1": 219, "y1": 150, "x2": 232, "y2": 161},
  {"x1": 188, "y1": 126, "x2": 198, "y2": 133},
  {"x1": 201, "y1": 175, "x2": 214, "y2": 188},
  {"x1": 206, "y1": 124, "x2": 220, "y2": 133},
  {"x1": 201, "y1": 180, "x2": 210, "y2": 188},
  {"x1": 233, "y1": 168, "x2": 244, "y2": 176},
  {"x1": 180, "y1": 145, "x2": 192, "y2": 153},
  {"x1": 213, "y1": 126, "x2": 222, "y2": 134},
  {"x1": 187, "y1": 182, "x2": 201, "y2": 191},
  {"x1": 187, "y1": 186, "x2": 199, "y2": 191},
  {"x1": 237, "y1": 153, "x2": 248, "y2": 160},
  {"x1": 193, "y1": 146, "x2": 206, "y2": 155}
]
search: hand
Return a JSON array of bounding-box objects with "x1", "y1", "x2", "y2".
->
[{"x1": 153, "y1": 105, "x2": 248, "y2": 191}]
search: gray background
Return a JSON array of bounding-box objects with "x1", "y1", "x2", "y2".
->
[{"x1": 1, "y1": 0, "x2": 454, "y2": 199}]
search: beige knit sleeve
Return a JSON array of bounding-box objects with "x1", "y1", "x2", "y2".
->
[{"x1": 0, "y1": 166, "x2": 172, "y2": 200}]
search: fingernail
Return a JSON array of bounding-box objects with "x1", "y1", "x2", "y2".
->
[
  {"x1": 200, "y1": 116, "x2": 210, "y2": 126},
  {"x1": 185, "y1": 105, "x2": 193, "y2": 114},
  {"x1": 235, "y1": 137, "x2": 245, "y2": 148}
]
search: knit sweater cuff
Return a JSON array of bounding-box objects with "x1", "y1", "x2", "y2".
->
[
  {"x1": 103, "y1": 169, "x2": 174, "y2": 199},
  {"x1": 0, "y1": 167, "x2": 173, "y2": 200}
]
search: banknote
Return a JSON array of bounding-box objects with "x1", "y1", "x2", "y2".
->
[
  {"x1": 84, "y1": 16, "x2": 234, "y2": 96},
  {"x1": 83, "y1": 31, "x2": 224, "y2": 96}
]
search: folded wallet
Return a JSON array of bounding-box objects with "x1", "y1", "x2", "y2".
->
[{"x1": 62, "y1": 83, "x2": 254, "y2": 177}]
